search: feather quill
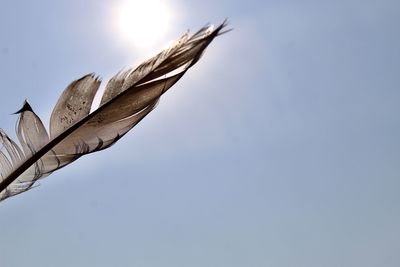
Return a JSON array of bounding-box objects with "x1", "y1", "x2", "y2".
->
[{"x1": 0, "y1": 21, "x2": 228, "y2": 201}]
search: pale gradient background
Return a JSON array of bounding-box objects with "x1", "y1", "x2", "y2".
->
[{"x1": 0, "y1": 0, "x2": 399, "y2": 266}]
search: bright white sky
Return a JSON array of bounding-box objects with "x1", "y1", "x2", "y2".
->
[
  {"x1": 0, "y1": 0, "x2": 400, "y2": 267},
  {"x1": 114, "y1": 0, "x2": 173, "y2": 49}
]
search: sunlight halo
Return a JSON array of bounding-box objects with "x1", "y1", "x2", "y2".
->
[{"x1": 114, "y1": 0, "x2": 173, "y2": 50}]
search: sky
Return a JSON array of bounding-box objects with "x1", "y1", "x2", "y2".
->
[{"x1": 0, "y1": 0, "x2": 399, "y2": 266}]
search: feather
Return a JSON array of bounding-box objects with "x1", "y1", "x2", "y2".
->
[{"x1": 0, "y1": 21, "x2": 229, "y2": 202}]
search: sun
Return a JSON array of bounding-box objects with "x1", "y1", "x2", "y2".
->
[{"x1": 115, "y1": 0, "x2": 172, "y2": 50}]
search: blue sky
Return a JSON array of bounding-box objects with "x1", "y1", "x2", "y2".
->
[{"x1": 0, "y1": 0, "x2": 399, "y2": 266}]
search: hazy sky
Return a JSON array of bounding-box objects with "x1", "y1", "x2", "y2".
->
[{"x1": 0, "y1": 0, "x2": 399, "y2": 266}]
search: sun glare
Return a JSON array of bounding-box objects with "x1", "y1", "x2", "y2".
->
[{"x1": 115, "y1": 0, "x2": 172, "y2": 50}]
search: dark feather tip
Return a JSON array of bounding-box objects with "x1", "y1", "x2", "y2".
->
[{"x1": 13, "y1": 100, "x2": 33, "y2": 114}]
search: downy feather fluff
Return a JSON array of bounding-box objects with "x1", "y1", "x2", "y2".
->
[{"x1": 0, "y1": 21, "x2": 228, "y2": 201}]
